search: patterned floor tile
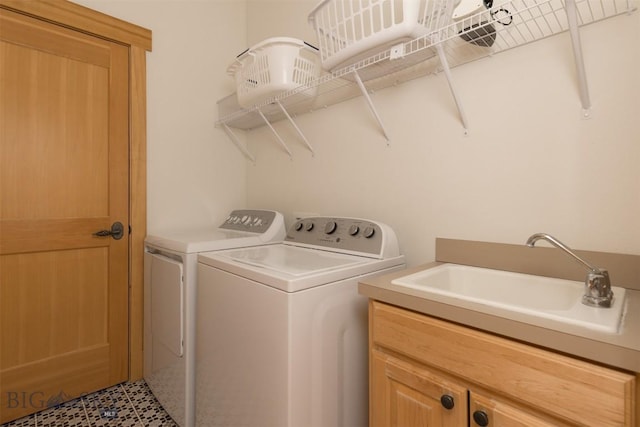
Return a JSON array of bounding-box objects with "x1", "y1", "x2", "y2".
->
[
  {"x1": 0, "y1": 414, "x2": 36, "y2": 427},
  {"x1": 124, "y1": 381, "x2": 177, "y2": 427},
  {"x1": 83, "y1": 385, "x2": 141, "y2": 427},
  {"x1": 1, "y1": 381, "x2": 174, "y2": 427},
  {"x1": 36, "y1": 397, "x2": 88, "y2": 427}
]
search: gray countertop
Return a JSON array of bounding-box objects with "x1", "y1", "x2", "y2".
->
[{"x1": 359, "y1": 261, "x2": 640, "y2": 373}]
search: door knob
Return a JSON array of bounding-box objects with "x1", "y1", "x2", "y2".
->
[{"x1": 93, "y1": 221, "x2": 125, "y2": 240}]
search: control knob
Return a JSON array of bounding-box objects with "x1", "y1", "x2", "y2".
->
[
  {"x1": 305, "y1": 222, "x2": 314, "y2": 232},
  {"x1": 363, "y1": 226, "x2": 376, "y2": 238},
  {"x1": 348, "y1": 225, "x2": 360, "y2": 236},
  {"x1": 324, "y1": 221, "x2": 337, "y2": 234}
]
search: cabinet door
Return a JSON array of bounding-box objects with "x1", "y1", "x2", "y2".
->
[
  {"x1": 469, "y1": 390, "x2": 576, "y2": 427},
  {"x1": 371, "y1": 350, "x2": 467, "y2": 427}
]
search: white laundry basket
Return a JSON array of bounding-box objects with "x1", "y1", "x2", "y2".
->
[
  {"x1": 228, "y1": 37, "x2": 321, "y2": 108},
  {"x1": 308, "y1": 0, "x2": 461, "y2": 71}
]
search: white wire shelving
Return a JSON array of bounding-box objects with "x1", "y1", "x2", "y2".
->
[{"x1": 216, "y1": 0, "x2": 636, "y2": 160}]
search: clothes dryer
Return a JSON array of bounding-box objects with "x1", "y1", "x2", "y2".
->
[
  {"x1": 144, "y1": 209, "x2": 285, "y2": 427},
  {"x1": 196, "y1": 217, "x2": 405, "y2": 427}
]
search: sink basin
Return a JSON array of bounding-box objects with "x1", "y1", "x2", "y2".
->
[{"x1": 391, "y1": 264, "x2": 627, "y2": 334}]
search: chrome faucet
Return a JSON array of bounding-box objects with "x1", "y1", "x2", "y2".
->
[{"x1": 525, "y1": 233, "x2": 614, "y2": 308}]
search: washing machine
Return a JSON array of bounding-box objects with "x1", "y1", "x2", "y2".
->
[
  {"x1": 195, "y1": 216, "x2": 405, "y2": 427},
  {"x1": 143, "y1": 209, "x2": 285, "y2": 427}
]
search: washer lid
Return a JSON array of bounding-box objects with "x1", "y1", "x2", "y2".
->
[
  {"x1": 199, "y1": 244, "x2": 405, "y2": 292},
  {"x1": 225, "y1": 245, "x2": 368, "y2": 276}
]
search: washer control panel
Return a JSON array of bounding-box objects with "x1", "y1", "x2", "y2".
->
[
  {"x1": 286, "y1": 217, "x2": 398, "y2": 258},
  {"x1": 219, "y1": 209, "x2": 279, "y2": 234}
]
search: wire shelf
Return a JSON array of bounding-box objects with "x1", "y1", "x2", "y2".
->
[{"x1": 217, "y1": 0, "x2": 635, "y2": 131}]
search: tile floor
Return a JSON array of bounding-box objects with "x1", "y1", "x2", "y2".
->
[{"x1": 1, "y1": 380, "x2": 176, "y2": 427}]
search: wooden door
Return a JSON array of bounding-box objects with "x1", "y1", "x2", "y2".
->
[
  {"x1": 371, "y1": 349, "x2": 467, "y2": 427},
  {"x1": 0, "y1": 8, "x2": 129, "y2": 423}
]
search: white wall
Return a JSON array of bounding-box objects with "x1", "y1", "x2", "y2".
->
[
  {"x1": 245, "y1": 1, "x2": 640, "y2": 267},
  {"x1": 73, "y1": 0, "x2": 249, "y2": 233},
  {"x1": 72, "y1": 1, "x2": 639, "y2": 266}
]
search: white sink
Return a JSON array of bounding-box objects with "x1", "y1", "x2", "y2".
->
[{"x1": 391, "y1": 264, "x2": 627, "y2": 334}]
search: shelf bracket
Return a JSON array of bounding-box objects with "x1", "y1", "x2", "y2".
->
[
  {"x1": 352, "y1": 69, "x2": 391, "y2": 142},
  {"x1": 434, "y1": 41, "x2": 469, "y2": 132},
  {"x1": 565, "y1": 0, "x2": 592, "y2": 117},
  {"x1": 276, "y1": 100, "x2": 314, "y2": 155},
  {"x1": 257, "y1": 108, "x2": 293, "y2": 158},
  {"x1": 222, "y1": 123, "x2": 255, "y2": 163}
]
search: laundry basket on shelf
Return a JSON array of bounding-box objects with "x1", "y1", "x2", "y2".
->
[
  {"x1": 308, "y1": 0, "x2": 462, "y2": 72},
  {"x1": 228, "y1": 37, "x2": 321, "y2": 109}
]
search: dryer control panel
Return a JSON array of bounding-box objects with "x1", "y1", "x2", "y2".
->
[
  {"x1": 219, "y1": 209, "x2": 280, "y2": 234},
  {"x1": 286, "y1": 217, "x2": 400, "y2": 259}
]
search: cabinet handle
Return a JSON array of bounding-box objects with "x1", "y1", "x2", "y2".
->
[
  {"x1": 440, "y1": 394, "x2": 455, "y2": 410},
  {"x1": 473, "y1": 410, "x2": 489, "y2": 426}
]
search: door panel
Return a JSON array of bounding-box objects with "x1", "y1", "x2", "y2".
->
[
  {"x1": 0, "y1": 25, "x2": 109, "y2": 220},
  {"x1": 0, "y1": 8, "x2": 129, "y2": 423},
  {"x1": 1, "y1": 249, "x2": 109, "y2": 366},
  {"x1": 371, "y1": 349, "x2": 467, "y2": 427}
]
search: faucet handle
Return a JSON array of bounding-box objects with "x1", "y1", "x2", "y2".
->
[{"x1": 582, "y1": 270, "x2": 613, "y2": 308}]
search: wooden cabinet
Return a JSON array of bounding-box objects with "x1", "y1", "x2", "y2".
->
[{"x1": 369, "y1": 300, "x2": 636, "y2": 427}]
